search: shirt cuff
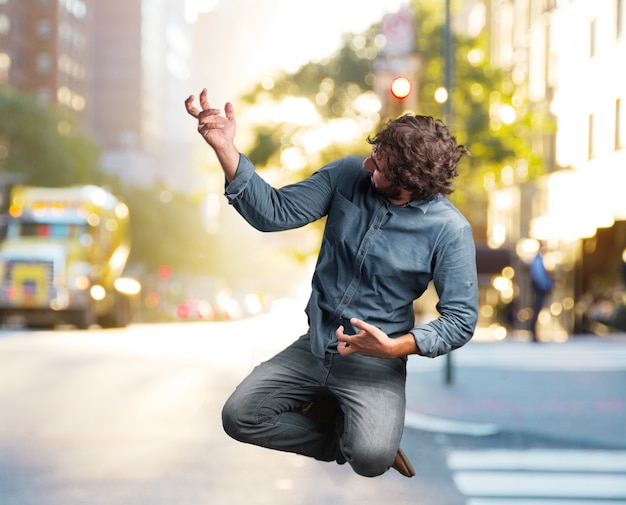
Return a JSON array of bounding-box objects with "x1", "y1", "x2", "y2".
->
[
  {"x1": 224, "y1": 153, "x2": 253, "y2": 204},
  {"x1": 410, "y1": 324, "x2": 451, "y2": 358}
]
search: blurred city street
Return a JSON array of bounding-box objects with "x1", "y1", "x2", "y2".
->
[
  {"x1": 0, "y1": 310, "x2": 625, "y2": 505},
  {"x1": 2, "y1": 1, "x2": 626, "y2": 503}
]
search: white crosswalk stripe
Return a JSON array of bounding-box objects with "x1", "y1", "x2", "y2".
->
[{"x1": 448, "y1": 449, "x2": 626, "y2": 504}]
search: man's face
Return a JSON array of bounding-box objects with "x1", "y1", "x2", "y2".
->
[{"x1": 363, "y1": 146, "x2": 404, "y2": 201}]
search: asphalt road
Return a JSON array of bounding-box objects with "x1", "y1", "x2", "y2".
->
[{"x1": 0, "y1": 315, "x2": 625, "y2": 505}]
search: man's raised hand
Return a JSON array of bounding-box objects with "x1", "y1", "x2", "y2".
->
[{"x1": 184, "y1": 88, "x2": 236, "y2": 151}]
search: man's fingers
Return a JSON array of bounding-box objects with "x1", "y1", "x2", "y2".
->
[
  {"x1": 350, "y1": 317, "x2": 375, "y2": 333},
  {"x1": 199, "y1": 88, "x2": 210, "y2": 110},
  {"x1": 336, "y1": 325, "x2": 354, "y2": 343},
  {"x1": 184, "y1": 95, "x2": 200, "y2": 118},
  {"x1": 336, "y1": 326, "x2": 353, "y2": 356},
  {"x1": 224, "y1": 102, "x2": 235, "y2": 120},
  {"x1": 337, "y1": 333, "x2": 353, "y2": 344},
  {"x1": 186, "y1": 90, "x2": 231, "y2": 131},
  {"x1": 337, "y1": 341, "x2": 354, "y2": 356},
  {"x1": 336, "y1": 323, "x2": 369, "y2": 341}
]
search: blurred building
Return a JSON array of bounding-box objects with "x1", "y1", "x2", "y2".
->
[
  {"x1": 488, "y1": 0, "x2": 626, "y2": 338},
  {"x1": 0, "y1": 0, "x2": 92, "y2": 128},
  {"x1": 0, "y1": 0, "x2": 199, "y2": 193},
  {"x1": 91, "y1": 0, "x2": 196, "y2": 191}
]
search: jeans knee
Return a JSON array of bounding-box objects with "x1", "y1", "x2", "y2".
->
[
  {"x1": 348, "y1": 446, "x2": 394, "y2": 478},
  {"x1": 221, "y1": 396, "x2": 251, "y2": 442}
]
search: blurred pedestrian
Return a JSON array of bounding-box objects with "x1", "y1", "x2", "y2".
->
[
  {"x1": 529, "y1": 245, "x2": 554, "y2": 342},
  {"x1": 184, "y1": 89, "x2": 478, "y2": 478},
  {"x1": 621, "y1": 248, "x2": 626, "y2": 288}
]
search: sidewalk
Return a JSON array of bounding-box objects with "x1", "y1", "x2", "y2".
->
[{"x1": 404, "y1": 334, "x2": 626, "y2": 448}]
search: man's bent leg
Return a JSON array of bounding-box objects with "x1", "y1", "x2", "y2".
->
[
  {"x1": 222, "y1": 334, "x2": 342, "y2": 463},
  {"x1": 327, "y1": 352, "x2": 407, "y2": 477}
]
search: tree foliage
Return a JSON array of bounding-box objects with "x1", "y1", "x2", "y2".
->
[
  {"x1": 407, "y1": 1, "x2": 551, "y2": 228},
  {"x1": 97, "y1": 181, "x2": 217, "y2": 278},
  {"x1": 239, "y1": 25, "x2": 382, "y2": 171},
  {"x1": 0, "y1": 87, "x2": 102, "y2": 187}
]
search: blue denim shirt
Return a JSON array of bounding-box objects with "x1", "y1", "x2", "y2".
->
[{"x1": 225, "y1": 154, "x2": 478, "y2": 358}]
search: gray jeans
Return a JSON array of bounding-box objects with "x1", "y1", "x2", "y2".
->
[{"x1": 222, "y1": 333, "x2": 407, "y2": 477}]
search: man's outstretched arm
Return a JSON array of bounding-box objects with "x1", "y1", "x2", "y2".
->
[{"x1": 184, "y1": 88, "x2": 240, "y2": 183}]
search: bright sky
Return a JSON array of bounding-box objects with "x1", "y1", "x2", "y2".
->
[{"x1": 186, "y1": 0, "x2": 406, "y2": 74}]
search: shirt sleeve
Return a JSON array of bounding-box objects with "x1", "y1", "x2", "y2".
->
[
  {"x1": 224, "y1": 153, "x2": 253, "y2": 204},
  {"x1": 224, "y1": 153, "x2": 335, "y2": 232},
  {"x1": 410, "y1": 223, "x2": 479, "y2": 358}
]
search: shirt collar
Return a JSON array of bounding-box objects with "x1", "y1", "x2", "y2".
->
[{"x1": 395, "y1": 196, "x2": 437, "y2": 213}]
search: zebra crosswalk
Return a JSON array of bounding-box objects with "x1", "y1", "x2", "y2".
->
[{"x1": 447, "y1": 449, "x2": 626, "y2": 504}]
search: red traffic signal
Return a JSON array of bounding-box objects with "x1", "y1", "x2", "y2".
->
[
  {"x1": 158, "y1": 265, "x2": 172, "y2": 279},
  {"x1": 390, "y1": 76, "x2": 412, "y2": 99}
]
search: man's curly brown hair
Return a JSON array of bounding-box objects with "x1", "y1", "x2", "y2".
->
[{"x1": 367, "y1": 114, "x2": 469, "y2": 201}]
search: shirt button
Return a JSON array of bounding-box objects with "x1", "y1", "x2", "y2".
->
[
  {"x1": 342, "y1": 298, "x2": 348, "y2": 304},
  {"x1": 373, "y1": 224, "x2": 379, "y2": 229}
]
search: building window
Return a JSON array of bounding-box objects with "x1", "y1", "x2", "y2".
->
[
  {"x1": 0, "y1": 14, "x2": 9, "y2": 36},
  {"x1": 37, "y1": 86, "x2": 52, "y2": 106},
  {"x1": 36, "y1": 19, "x2": 53, "y2": 40},
  {"x1": 588, "y1": 113, "x2": 595, "y2": 159},
  {"x1": 617, "y1": 98, "x2": 623, "y2": 150},
  {"x1": 35, "y1": 52, "x2": 52, "y2": 74},
  {"x1": 0, "y1": 52, "x2": 10, "y2": 84},
  {"x1": 544, "y1": 0, "x2": 557, "y2": 11},
  {"x1": 62, "y1": 0, "x2": 87, "y2": 19},
  {"x1": 590, "y1": 19, "x2": 596, "y2": 58}
]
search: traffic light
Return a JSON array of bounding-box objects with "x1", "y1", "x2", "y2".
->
[
  {"x1": 390, "y1": 76, "x2": 412, "y2": 100},
  {"x1": 158, "y1": 265, "x2": 172, "y2": 279}
]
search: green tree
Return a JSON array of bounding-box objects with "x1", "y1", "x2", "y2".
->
[
  {"x1": 407, "y1": 0, "x2": 551, "y2": 229},
  {"x1": 114, "y1": 184, "x2": 217, "y2": 277},
  {"x1": 0, "y1": 87, "x2": 102, "y2": 186},
  {"x1": 239, "y1": 25, "x2": 382, "y2": 168}
]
